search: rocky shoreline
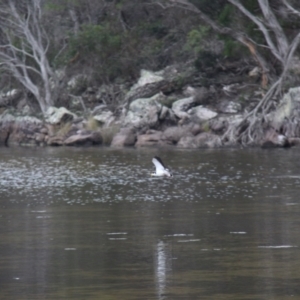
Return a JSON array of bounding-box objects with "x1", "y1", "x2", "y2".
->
[{"x1": 1, "y1": 63, "x2": 300, "y2": 149}]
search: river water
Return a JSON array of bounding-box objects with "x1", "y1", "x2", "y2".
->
[{"x1": 0, "y1": 146, "x2": 300, "y2": 299}]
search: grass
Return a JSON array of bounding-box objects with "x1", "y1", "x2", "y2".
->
[
  {"x1": 85, "y1": 116, "x2": 120, "y2": 145},
  {"x1": 100, "y1": 125, "x2": 120, "y2": 146},
  {"x1": 55, "y1": 122, "x2": 72, "y2": 137},
  {"x1": 85, "y1": 116, "x2": 100, "y2": 131}
]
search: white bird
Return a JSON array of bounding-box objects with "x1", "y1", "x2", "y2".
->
[{"x1": 151, "y1": 156, "x2": 172, "y2": 177}]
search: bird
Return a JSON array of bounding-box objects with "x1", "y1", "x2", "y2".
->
[{"x1": 151, "y1": 156, "x2": 172, "y2": 177}]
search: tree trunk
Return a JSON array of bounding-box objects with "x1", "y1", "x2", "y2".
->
[{"x1": 0, "y1": 0, "x2": 57, "y2": 114}]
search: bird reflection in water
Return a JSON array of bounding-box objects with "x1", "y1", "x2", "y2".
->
[{"x1": 155, "y1": 240, "x2": 172, "y2": 299}]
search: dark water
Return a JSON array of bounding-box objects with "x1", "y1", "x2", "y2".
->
[{"x1": 0, "y1": 146, "x2": 300, "y2": 299}]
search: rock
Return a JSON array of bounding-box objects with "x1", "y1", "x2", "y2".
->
[
  {"x1": 288, "y1": 137, "x2": 300, "y2": 146},
  {"x1": 40, "y1": 127, "x2": 48, "y2": 134},
  {"x1": 45, "y1": 107, "x2": 76, "y2": 125},
  {"x1": 135, "y1": 130, "x2": 163, "y2": 147},
  {"x1": 159, "y1": 106, "x2": 169, "y2": 120},
  {"x1": 191, "y1": 124, "x2": 202, "y2": 136},
  {"x1": 0, "y1": 113, "x2": 15, "y2": 138},
  {"x1": 93, "y1": 110, "x2": 115, "y2": 127},
  {"x1": 177, "y1": 132, "x2": 221, "y2": 148},
  {"x1": 125, "y1": 70, "x2": 165, "y2": 104},
  {"x1": 47, "y1": 136, "x2": 64, "y2": 146},
  {"x1": 183, "y1": 86, "x2": 210, "y2": 105},
  {"x1": 261, "y1": 128, "x2": 290, "y2": 148},
  {"x1": 172, "y1": 97, "x2": 195, "y2": 119},
  {"x1": 64, "y1": 131, "x2": 102, "y2": 146},
  {"x1": 158, "y1": 106, "x2": 177, "y2": 125},
  {"x1": 34, "y1": 133, "x2": 46, "y2": 143},
  {"x1": 123, "y1": 93, "x2": 164, "y2": 128},
  {"x1": 0, "y1": 127, "x2": 10, "y2": 145},
  {"x1": 133, "y1": 70, "x2": 164, "y2": 88},
  {"x1": 161, "y1": 126, "x2": 192, "y2": 145},
  {"x1": 111, "y1": 128, "x2": 137, "y2": 147},
  {"x1": 189, "y1": 106, "x2": 218, "y2": 122},
  {"x1": 124, "y1": 63, "x2": 196, "y2": 108},
  {"x1": 10, "y1": 127, "x2": 43, "y2": 146},
  {"x1": 177, "y1": 136, "x2": 199, "y2": 148},
  {"x1": 210, "y1": 117, "x2": 227, "y2": 133},
  {"x1": 0, "y1": 114, "x2": 46, "y2": 146},
  {"x1": 183, "y1": 86, "x2": 197, "y2": 97},
  {"x1": 218, "y1": 100, "x2": 242, "y2": 114},
  {"x1": 199, "y1": 132, "x2": 222, "y2": 148}
]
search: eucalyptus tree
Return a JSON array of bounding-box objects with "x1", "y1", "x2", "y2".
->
[
  {"x1": 162, "y1": 0, "x2": 300, "y2": 144},
  {"x1": 0, "y1": 0, "x2": 59, "y2": 113}
]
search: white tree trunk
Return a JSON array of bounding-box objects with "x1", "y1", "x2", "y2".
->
[
  {"x1": 0, "y1": 0, "x2": 57, "y2": 113},
  {"x1": 166, "y1": 0, "x2": 300, "y2": 145}
]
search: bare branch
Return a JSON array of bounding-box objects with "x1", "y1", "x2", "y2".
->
[
  {"x1": 282, "y1": 0, "x2": 300, "y2": 17},
  {"x1": 228, "y1": 0, "x2": 284, "y2": 63},
  {"x1": 0, "y1": 0, "x2": 58, "y2": 113},
  {"x1": 257, "y1": 0, "x2": 289, "y2": 56},
  {"x1": 165, "y1": 0, "x2": 270, "y2": 86}
]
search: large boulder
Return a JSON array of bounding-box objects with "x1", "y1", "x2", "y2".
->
[
  {"x1": 0, "y1": 113, "x2": 48, "y2": 146},
  {"x1": 132, "y1": 69, "x2": 164, "y2": 89},
  {"x1": 64, "y1": 130, "x2": 102, "y2": 146},
  {"x1": 47, "y1": 136, "x2": 64, "y2": 146},
  {"x1": 45, "y1": 107, "x2": 77, "y2": 125},
  {"x1": 111, "y1": 128, "x2": 137, "y2": 147},
  {"x1": 92, "y1": 107, "x2": 115, "y2": 127},
  {"x1": 135, "y1": 130, "x2": 163, "y2": 147},
  {"x1": 125, "y1": 70, "x2": 165, "y2": 104},
  {"x1": 10, "y1": 116, "x2": 46, "y2": 146},
  {"x1": 0, "y1": 113, "x2": 14, "y2": 145},
  {"x1": 124, "y1": 64, "x2": 196, "y2": 106},
  {"x1": 123, "y1": 93, "x2": 164, "y2": 128},
  {"x1": 177, "y1": 132, "x2": 222, "y2": 148},
  {"x1": 189, "y1": 106, "x2": 218, "y2": 123},
  {"x1": 172, "y1": 96, "x2": 195, "y2": 120},
  {"x1": 161, "y1": 126, "x2": 193, "y2": 145},
  {"x1": 1, "y1": 115, "x2": 14, "y2": 146}
]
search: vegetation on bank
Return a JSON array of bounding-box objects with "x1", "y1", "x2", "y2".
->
[{"x1": 0, "y1": 0, "x2": 300, "y2": 145}]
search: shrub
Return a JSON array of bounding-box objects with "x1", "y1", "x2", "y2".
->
[{"x1": 185, "y1": 26, "x2": 210, "y2": 56}]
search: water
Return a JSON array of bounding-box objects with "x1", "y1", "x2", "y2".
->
[{"x1": 0, "y1": 146, "x2": 300, "y2": 299}]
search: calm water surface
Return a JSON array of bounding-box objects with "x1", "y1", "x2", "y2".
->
[{"x1": 0, "y1": 146, "x2": 300, "y2": 299}]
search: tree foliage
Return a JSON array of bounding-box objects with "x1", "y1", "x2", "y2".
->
[
  {"x1": 0, "y1": 0, "x2": 300, "y2": 119},
  {"x1": 164, "y1": 0, "x2": 300, "y2": 144}
]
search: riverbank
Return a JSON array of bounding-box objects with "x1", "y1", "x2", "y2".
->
[{"x1": 1, "y1": 62, "x2": 300, "y2": 149}]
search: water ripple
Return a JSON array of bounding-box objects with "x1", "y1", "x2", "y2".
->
[{"x1": 1, "y1": 148, "x2": 300, "y2": 206}]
